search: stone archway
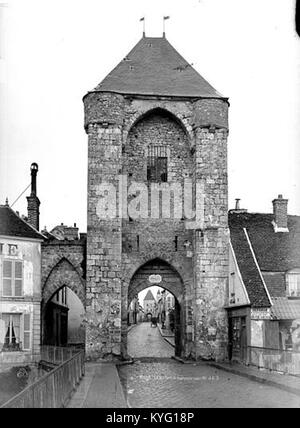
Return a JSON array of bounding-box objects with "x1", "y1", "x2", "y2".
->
[
  {"x1": 42, "y1": 258, "x2": 85, "y2": 307},
  {"x1": 42, "y1": 258, "x2": 85, "y2": 344},
  {"x1": 124, "y1": 258, "x2": 185, "y2": 358}
]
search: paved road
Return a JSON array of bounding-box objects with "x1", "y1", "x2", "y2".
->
[
  {"x1": 118, "y1": 361, "x2": 300, "y2": 408},
  {"x1": 128, "y1": 322, "x2": 174, "y2": 358},
  {"x1": 122, "y1": 323, "x2": 300, "y2": 408}
]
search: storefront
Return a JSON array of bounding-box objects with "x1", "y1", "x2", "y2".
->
[{"x1": 227, "y1": 306, "x2": 251, "y2": 362}]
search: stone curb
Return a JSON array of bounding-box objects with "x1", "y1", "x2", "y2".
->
[
  {"x1": 209, "y1": 362, "x2": 300, "y2": 398},
  {"x1": 127, "y1": 324, "x2": 139, "y2": 334},
  {"x1": 112, "y1": 363, "x2": 129, "y2": 408},
  {"x1": 157, "y1": 324, "x2": 175, "y2": 348}
]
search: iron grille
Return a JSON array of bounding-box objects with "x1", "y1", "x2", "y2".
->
[{"x1": 147, "y1": 146, "x2": 168, "y2": 182}]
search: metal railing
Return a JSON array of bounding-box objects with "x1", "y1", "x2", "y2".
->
[
  {"x1": 0, "y1": 348, "x2": 85, "y2": 408},
  {"x1": 40, "y1": 346, "x2": 81, "y2": 365},
  {"x1": 246, "y1": 346, "x2": 300, "y2": 376}
]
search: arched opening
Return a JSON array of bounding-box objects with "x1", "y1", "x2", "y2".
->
[
  {"x1": 43, "y1": 285, "x2": 85, "y2": 347},
  {"x1": 122, "y1": 107, "x2": 193, "y2": 185},
  {"x1": 125, "y1": 258, "x2": 185, "y2": 358},
  {"x1": 41, "y1": 258, "x2": 85, "y2": 347}
]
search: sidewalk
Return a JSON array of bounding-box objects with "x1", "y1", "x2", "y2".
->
[
  {"x1": 127, "y1": 324, "x2": 138, "y2": 334},
  {"x1": 157, "y1": 323, "x2": 175, "y2": 348},
  {"x1": 210, "y1": 361, "x2": 300, "y2": 397},
  {"x1": 67, "y1": 363, "x2": 127, "y2": 408}
]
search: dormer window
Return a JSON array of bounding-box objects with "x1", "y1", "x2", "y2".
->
[{"x1": 286, "y1": 269, "x2": 300, "y2": 298}]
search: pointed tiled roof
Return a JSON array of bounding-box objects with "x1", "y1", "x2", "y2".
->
[
  {"x1": 0, "y1": 205, "x2": 45, "y2": 240},
  {"x1": 91, "y1": 36, "x2": 225, "y2": 98},
  {"x1": 144, "y1": 289, "x2": 155, "y2": 302}
]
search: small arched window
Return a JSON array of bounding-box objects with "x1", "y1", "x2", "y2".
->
[{"x1": 286, "y1": 269, "x2": 300, "y2": 297}]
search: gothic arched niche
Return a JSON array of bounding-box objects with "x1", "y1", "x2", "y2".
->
[
  {"x1": 42, "y1": 258, "x2": 85, "y2": 308},
  {"x1": 123, "y1": 108, "x2": 193, "y2": 184}
]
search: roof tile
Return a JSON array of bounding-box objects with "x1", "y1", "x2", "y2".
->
[
  {"x1": 92, "y1": 37, "x2": 224, "y2": 98},
  {"x1": 0, "y1": 206, "x2": 44, "y2": 240}
]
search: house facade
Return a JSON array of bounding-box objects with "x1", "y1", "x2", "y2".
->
[
  {"x1": 227, "y1": 196, "x2": 300, "y2": 370},
  {"x1": 0, "y1": 204, "x2": 44, "y2": 369}
]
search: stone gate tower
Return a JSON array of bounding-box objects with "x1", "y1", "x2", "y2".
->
[{"x1": 83, "y1": 35, "x2": 229, "y2": 361}]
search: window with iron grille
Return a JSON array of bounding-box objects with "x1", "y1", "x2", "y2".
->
[{"x1": 147, "y1": 146, "x2": 168, "y2": 182}]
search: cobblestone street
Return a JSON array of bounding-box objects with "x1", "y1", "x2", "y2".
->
[
  {"x1": 128, "y1": 322, "x2": 174, "y2": 358},
  {"x1": 120, "y1": 323, "x2": 300, "y2": 408},
  {"x1": 118, "y1": 361, "x2": 300, "y2": 408}
]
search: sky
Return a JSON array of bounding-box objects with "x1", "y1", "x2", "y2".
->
[{"x1": 0, "y1": 0, "x2": 299, "y2": 233}]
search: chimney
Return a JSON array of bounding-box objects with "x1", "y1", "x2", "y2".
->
[
  {"x1": 26, "y1": 163, "x2": 40, "y2": 230},
  {"x1": 272, "y1": 194, "x2": 288, "y2": 230},
  {"x1": 229, "y1": 198, "x2": 247, "y2": 214}
]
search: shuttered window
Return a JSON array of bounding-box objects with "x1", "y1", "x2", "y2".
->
[
  {"x1": 2, "y1": 260, "x2": 23, "y2": 297},
  {"x1": 23, "y1": 313, "x2": 31, "y2": 350}
]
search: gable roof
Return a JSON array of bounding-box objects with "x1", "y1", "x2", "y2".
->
[
  {"x1": 91, "y1": 36, "x2": 225, "y2": 99},
  {"x1": 229, "y1": 212, "x2": 300, "y2": 273},
  {"x1": 229, "y1": 217, "x2": 271, "y2": 308},
  {"x1": 144, "y1": 289, "x2": 155, "y2": 302},
  {"x1": 0, "y1": 205, "x2": 45, "y2": 240}
]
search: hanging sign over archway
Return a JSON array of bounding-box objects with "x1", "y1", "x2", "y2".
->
[{"x1": 149, "y1": 274, "x2": 162, "y2": 284}]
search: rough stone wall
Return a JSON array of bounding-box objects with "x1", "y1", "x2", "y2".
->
[
  {"x1": 85, "y1": 118, "x2": 123, "y2": 360},
  {"x1": 84, "y1": 91, "x2": 229, "y2": 361},
  {"x1": 42, "y1": 240, "x2": 86, "y2": 296},
  {"x1": 123, "y1": 111, "x2": 193, "y2": 182},
  {"x1": 192, "y1": 126, "x2": 229, "y2": 361}
]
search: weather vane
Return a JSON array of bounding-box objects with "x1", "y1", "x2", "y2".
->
[
  {"x1": 163, "y1": 16, "x2": 170, "y2": 37},
  {"x1": 140, "y1": 16, "x2": 145, "y2": 37}
]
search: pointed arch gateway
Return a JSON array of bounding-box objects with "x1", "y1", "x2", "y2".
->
[
  {"x1": 42, "y1": 258, "x2": 85, "y2": 307},
  {"x1": 125, "y1": 258, "x2": 185, "y2": 358},
  {"x1": 42, "y1": 258, "x2": 85, "y2": 345}
]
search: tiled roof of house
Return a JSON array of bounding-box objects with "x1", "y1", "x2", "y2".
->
[
  {"x1": 229, "y1": 217, "x2": 271, "y2": 308},
  {"x1": 229, "y1": 211, "x2": 300, "y2": 308},
  {"x1": 91, "y1": 36, "x2": 225, "y2": 98},
  {"x1": 229, "y1": 212, "x2": 300, "y2": 272},
  {"x1": 0, "y1": 205, "x2": 44, "y2": 240},
  {"x1": 262, "y1": 273, "x2": 286, "y2": 298},
  {"x1": 144, "y1": 290, "x2": 155, "y2": 302},
  {"x1": 271, "y1": 298, "x2": 300, "y2": 320}
]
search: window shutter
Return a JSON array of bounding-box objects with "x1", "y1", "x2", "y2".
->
[
  {"x1": 2, "y1": 261, "x2": 12, "y2": 296},
  {"x1": 14, "y1": 261, "x2": 23, "y2": 297},
  {"x1": 23, "y1": 314, "x2": 31, "y2": 350}
]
